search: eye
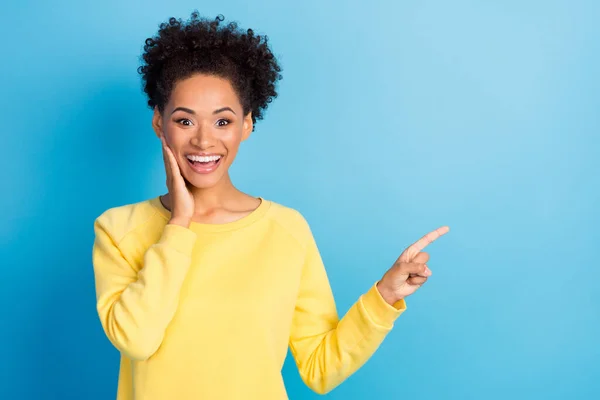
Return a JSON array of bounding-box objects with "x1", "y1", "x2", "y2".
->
[
  {"x1": 176, "y1": 118, "x2": 192, "y2": 126},
  {"x1": 216, "y1": 119, "x2": 231, "y2": 127}
]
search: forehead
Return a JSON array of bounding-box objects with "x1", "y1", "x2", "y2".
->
[{"x1": 169, "y1": 74, "x2": 241, "y2": 110}]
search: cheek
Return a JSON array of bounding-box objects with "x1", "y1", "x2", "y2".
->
[
  {"x1": 221, "y1": 129, "x2": 244, "y2": 152},
  {"x1": 164, "y1": 126, "x2": 186, "y2": 147}
]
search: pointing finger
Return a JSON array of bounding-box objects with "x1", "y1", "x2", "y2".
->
[{"x1": 401, "y1": 226, "x2": 450, "y2": 262}]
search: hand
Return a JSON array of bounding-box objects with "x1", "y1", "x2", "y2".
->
[
  {"x1": 160, "y1": 134, "x2": 195, "y2": 227},
  {"x1": 377, "y1": 226, "x2": 450, "y2": 304}
]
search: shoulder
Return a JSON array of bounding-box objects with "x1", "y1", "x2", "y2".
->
[
  {"x1": 264, "y1": 200, "x2": 314, "y2": 247},
  {"x1": 94, "y1": 196, "x2": 163, "y2": 245}
]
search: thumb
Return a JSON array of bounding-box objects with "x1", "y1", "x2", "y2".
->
[{"x1": 412, "y1": 252, "x2": 429, "y2": 264}]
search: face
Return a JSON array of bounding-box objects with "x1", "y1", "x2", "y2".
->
[{"x1": 152, "y1": 73, "x2": 253, "y2": 190}]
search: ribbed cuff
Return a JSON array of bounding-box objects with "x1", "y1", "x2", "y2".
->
[
  {"x1": 359, "y1": 281, "x2": 407, "y2": 329},
  {"x1": 159, "y1": 223, "x2": 197, "y2": 255}
]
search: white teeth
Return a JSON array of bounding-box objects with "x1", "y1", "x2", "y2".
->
[{"x1": 187, "y1": 155, "x2": 222, "y2": 163}]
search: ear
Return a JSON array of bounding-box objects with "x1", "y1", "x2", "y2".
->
[
  {"x1": 241, "y1": 112, "x2": 253, "y2": 141},
  {"x1": 152, "y1": 106, "x2": 164, "y2": 139}
]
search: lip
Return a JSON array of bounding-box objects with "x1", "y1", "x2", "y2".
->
[
  {"x1": 186, "y1": 152, "x2": 223, "y2": 157},
  {"x1": 186, "y1": 155, "x2": 223, "y2": 174}
]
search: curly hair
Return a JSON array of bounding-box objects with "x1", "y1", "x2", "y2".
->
[{"x1": 138, "y1": 12, "x2": 283, "y2": 129}]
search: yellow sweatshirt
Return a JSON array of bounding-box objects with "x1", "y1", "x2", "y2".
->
[{"x1": 92, "y1": 196, "x2": 407, "y2": 399}]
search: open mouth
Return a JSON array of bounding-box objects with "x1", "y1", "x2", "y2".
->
[{"x1": 186, "y1": 154, "x2": 223, "y2": 174}]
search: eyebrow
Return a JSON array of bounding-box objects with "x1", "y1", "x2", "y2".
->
[{"x1": 171, "y1": 106, "x2": 236, "y2": 115}]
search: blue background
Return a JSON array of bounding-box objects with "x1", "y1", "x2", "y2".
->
[{"x1": 1, "y1": 0, "x2": 599, "y2": 399}]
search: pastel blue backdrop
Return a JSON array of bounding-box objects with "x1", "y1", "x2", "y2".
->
[{"x1": 1, "y1": 0, "x2": 598, "y2": 399}]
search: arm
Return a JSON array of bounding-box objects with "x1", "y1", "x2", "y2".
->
[
  {"x1": 288, "y1": 230, "x2": 406, "y2": 395},
  {"x1": 92, "y1": 217, "x2": 197, "y2": 361}
]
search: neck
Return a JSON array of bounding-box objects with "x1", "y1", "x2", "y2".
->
[
  {"x1": 162, "y1": 173, "x2": 245, "y2": 215},
  {"x1": 189, "y1": 174, "x2": 241, "y2": 211}
]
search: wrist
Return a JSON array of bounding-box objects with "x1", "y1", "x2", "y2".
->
[
  {"x1": 168, "y1": 217, "x2": 191, "y2": 229},
  {"x1": 376, "y1": 280, "x2": 403, "y2": 306}
]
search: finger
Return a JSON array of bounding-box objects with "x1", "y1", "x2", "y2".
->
[
  {"x1": 163, "y1": 141, "x2": 182, "y2": 177},
  {"x1": 401, "y1": 226, "x2": 450, "y2": 261},
  {"x1": 161, "y1": 135, "x2": 183, "y2": 184},
  {"x1": 407, "y1": 276, "x2": 428, "y2": 286},
  {"x1": 409, "y1": 265, "x2": 431, "y2": 277},
  {"x1": 166, "y1": 152, "x2": 188, "y2": 194},
  {"x1": 412, "y1": 255, "x2": 432, "y2": 275},
  {"x1": 397, "y1": 262, "x2": 429, "y2": 277},
  {"x1": 160, "y1": 136, "x2": 169, "y2": 168},
  {"x1": 412, "y1": 251, "x2": 430, "y2": 264},
  {"x1": 160, "y1": 137, "x2": 172, "y2": 187}
]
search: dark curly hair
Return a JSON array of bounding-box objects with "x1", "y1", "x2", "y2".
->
[{"x1": 138, "y1": 12, "x2": 283, "y2": 129}]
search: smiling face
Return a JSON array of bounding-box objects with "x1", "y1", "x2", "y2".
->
[{"x1": 152, "y1": 73, "x2": 253, "y2": 190}]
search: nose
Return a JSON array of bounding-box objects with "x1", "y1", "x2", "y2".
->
[{"x1": 190, "y1": 123, "x2": 215, "y2": 149}]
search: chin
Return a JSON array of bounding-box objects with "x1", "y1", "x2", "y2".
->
[{"x1": 182, "y1": 169, "x2": 228, "y2": 190}]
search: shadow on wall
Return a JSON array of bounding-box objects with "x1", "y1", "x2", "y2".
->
[{"x1": 15, "y1": 78, "x2": 156, "y2": 399}]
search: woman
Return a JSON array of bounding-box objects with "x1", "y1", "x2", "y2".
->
[{"x1": 92, "y1": 12, "x2": 449, "y2": 400}]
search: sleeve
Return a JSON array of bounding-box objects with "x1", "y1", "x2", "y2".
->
[
  {"x1": 288, "y1": 227, "x2": 407, "y2": 395},
  {"x1": 92, "y1": 217, "x2": 197, "y2": 361}
]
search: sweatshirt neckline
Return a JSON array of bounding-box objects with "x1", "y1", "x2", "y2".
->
[{"x1": 149, "y1": 195, "x2": 271, "y2": 233}]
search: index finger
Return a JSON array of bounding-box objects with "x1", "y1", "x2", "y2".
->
[{"x1": 402, "y1": 226, "x2": 450, "y2": 261}]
